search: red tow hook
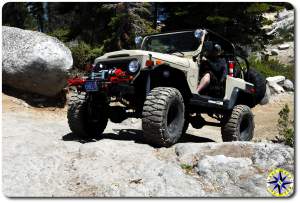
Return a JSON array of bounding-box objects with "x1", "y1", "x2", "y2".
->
[
  {"x1": 109, "y1": 68, "x2": 133, "y2": 83},
  {"x1": 67, "y1": 77, "x2": 86, "y2": 86}
]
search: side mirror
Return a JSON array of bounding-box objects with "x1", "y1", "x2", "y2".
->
[
  {"x1": 194, "y1": 29, "x2": 206, "y2": 39},
  {"x1": 192, "y1": 29, "x2": 207, "y2": 61},
  {"x1": 135, "y1": 36, "x2": 143, "y2": 48}
]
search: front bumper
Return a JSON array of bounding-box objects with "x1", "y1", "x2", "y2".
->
[{"x1": 85, "y1": 79, "x2": 135, "y2": 96}]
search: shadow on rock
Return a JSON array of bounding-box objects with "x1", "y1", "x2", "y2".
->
[
  {"x1": 62, "y1": 129, "x2": 145, "y2": 144},
  {"x1": 3, "y1": 85, "x2": 66, "y2": 108},
  {"x1": 62, "y1": 129, "x2": 215, "y2": 146},
  {"x1": 179, "y1": 133, "x2": 215, "y2": 143}
]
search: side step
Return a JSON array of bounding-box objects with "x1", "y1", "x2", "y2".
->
[{"x1": 189, "y1": 94, "x2": 225, "y2": 109}]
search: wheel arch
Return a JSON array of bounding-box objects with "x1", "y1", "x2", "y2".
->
[
  {"x1": 224, "y1": 87, "x2": 256, "y2": 109},
  {"x1": 149, "y1": 64, "x2": 193, "y2": 103}
]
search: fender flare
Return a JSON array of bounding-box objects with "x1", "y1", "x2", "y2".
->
[
  {"x1": 147, "y1": 64, "x2": 193, "y2": 101},
  {"x1": 223, "y1": 87, "x2": 255, "y2": 109}
]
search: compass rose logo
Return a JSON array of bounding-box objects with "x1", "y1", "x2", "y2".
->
[{"x1": 267, "y1": 168, "x2": 294, "y2": 197}]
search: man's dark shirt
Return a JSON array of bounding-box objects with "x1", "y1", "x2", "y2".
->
[{"x1": 200, "y1": 57, "x2": 227, "y2": 82}]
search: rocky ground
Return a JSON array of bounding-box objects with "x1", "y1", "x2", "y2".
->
[
  {"x1": 266, "y1": 41, "x2": 294, "y2": 65},
  {"x1": 2, "y1": 92, "x2": 294, "y2": 197}
]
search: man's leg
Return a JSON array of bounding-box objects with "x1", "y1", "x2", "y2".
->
[{"x1": 196, "y1": 73, "x2": 210, "y2": 93}]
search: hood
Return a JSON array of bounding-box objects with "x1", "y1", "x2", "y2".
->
[{"x1": 95, "y1": 49, "x2": 190, "y2": 68}]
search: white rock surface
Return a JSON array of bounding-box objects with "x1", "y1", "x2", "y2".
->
[
  {"x1": 266, "y1": 76, "x2": 289, "y2": 94},
  {"x1": 266, "y1": 9, "x2": 294, "y2": 36},
  {"x1": 283, "y1": 79, "x2": 294, "y2": 91},
  {"x1": 2, "y1": 109, "x2": 295, "y2": 197},
  {"x1": 2, "y1": 26, "x2": 73, "y2": 97},
  {"x1": 278, "y1": 43, "x2": 290, "y2": 50},
  {"x1": 266, "y1": 76, "x2": 285, "y2": 84},
  {"x1": 176, "y1": 142, "x2": 294, "y2": 197},
  {"x1": 268, "y1": 82, "x2": 285, "y2": 94}
]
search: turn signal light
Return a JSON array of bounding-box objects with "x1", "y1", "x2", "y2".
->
[{"x1": 156, "y1": 59, "x2": 164, "y2": 65}]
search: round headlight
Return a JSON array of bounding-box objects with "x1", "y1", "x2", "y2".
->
[{"x1": 128, "y1": 60, "x2": 140, "y2": 74}]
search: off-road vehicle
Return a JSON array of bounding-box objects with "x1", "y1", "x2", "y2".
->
[{"x1": 67, "y1": 29, "x2": 266, "y2": 147}]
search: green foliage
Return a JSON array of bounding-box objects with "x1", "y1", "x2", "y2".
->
[
  {"x1": 277, "y1": 104, "x2": 294, "y2": 147},
  {"x1": 180, "y1": 164, "x2": 193, "y2": 173},
  {"x1": 2, "y1": 2, "x2": 37, "y2": 29},
  {"x1": 102, "y1": 2, "x2": 157, "y2": 52},
  {"x1": 160, "y1": 2, "x2": 292, "y2": 49},
  {"x1": 48, "y1": 28, "x2": 71, "y2": 42},
  {"x1": 89, "y1": 47, "x2": 104, "y2": 60},
  {"x1": 2, "y1": 2, "x2": 294, "y2": 72},
  {"x1": 26, "y1": 2, "x2": 47, "y2": 32},
  {"x1": 69, "y1": 42, "x2": 104, "y2": 70},
  {"x1": 269, "y1": 4, "x2": 286, "y2": 12},
  {"x1": 69, "y1": 42, "x2": 91, "y2": 69},
  {"x1": 261, "y1": 18, "x2": 273, "y2": 26},
  {"x1": 206, "y1": 16, "x2": 230, "y2": 24},
  {"x1": 249, "y1": 56, "x2": 294, "y2": 81},
  {"x1": 246, "y1": 3, "x2": 271, "y2": 14}
]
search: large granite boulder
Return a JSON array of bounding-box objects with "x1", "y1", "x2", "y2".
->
[
  {"x1": 266, "y1": 76, "x2": 285, "y2": 94},
  {"x1": 2, "y1": 26, "x2": 73, "y2": 97},
  {"x1": 282, "y1": 79, "x2": 294, "y2": 91}
]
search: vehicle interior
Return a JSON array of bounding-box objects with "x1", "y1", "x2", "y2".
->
[
  {"x1": 198, "y1": 30, "x2": 247, "y2": 99},
  {"x1": 141, "y1": 29, "x2": 251, "y2": 111}
]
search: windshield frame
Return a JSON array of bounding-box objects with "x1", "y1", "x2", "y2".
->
[{"x1": 141, "y1": 30, "x2": 200, "y2": 56}]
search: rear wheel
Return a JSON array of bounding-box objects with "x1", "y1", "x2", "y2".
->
[
  {"x1": 246, "y1": 68, "x2": 266, "y2": 107},
  {"x1": 221, "y1": 105, "x2": 254, "y2": 141},
  {"x1": 67, "y1": 93, "x2": 108, "y2": 138},
  {"x1": 142, "y1": 87, "x2": 185, "y2": 147}
]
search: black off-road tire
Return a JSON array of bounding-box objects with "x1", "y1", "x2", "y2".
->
[
  {"x1": 67, "y1": 93, "x2": 108, "y2": 138},
  {"x1": 221, "y1": 105, "x2": 254, "y2": 142},
  {"x1": 142, "y1": 87, "x2": 185, "y2": 147},
  {"x1": 246, "y1": 68, "x2": 266, "y2": 106}
]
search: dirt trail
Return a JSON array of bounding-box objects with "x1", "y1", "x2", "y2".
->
[{"x1": 2, "y1": 92, "x2": 294, "y2": 143}]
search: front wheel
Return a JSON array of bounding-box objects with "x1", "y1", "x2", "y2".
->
[
  {"x1": 221, "y1": 105, "x2": 254, "y2": 142},
  {"x1": 142, "y1": 87, "x2": 185, "y2": 147},
  {"x1": 67, "y1": 93, "x2": 108, "y2": 138}
]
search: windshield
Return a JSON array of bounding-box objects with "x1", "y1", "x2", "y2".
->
[{"x1": 142, "y1": 31, "x2": 200, "y2": 54}]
